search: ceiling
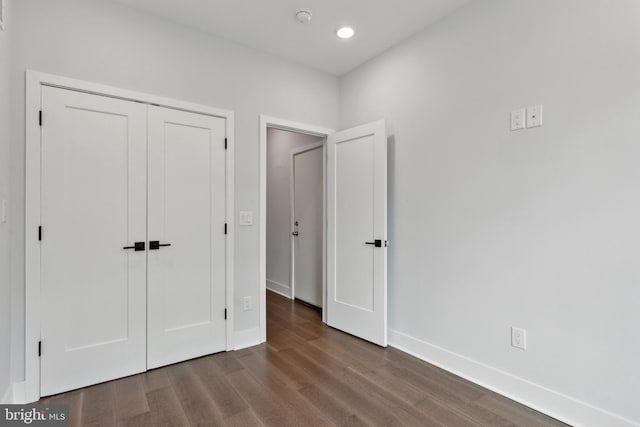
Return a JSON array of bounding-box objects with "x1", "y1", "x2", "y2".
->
[{"x1": 111, "y1": 0, "x2": 472, "y2": 75}]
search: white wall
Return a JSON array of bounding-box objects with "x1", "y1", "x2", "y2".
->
[
  {"x1": 0, "y1": 0, "x2": 12, "y2": 403},
  {"x1": 266, "y1": 128, "x2": 323, "y2": 297},
  {"x1": 340, "y1": 1, "x2": 640, "y2": 425},
  {"x1": 8, "y1": 0, "x2": 640, "y2": 423},
  {"x1": 9, "y1": 0, "x2": 339, "y2": 381}
]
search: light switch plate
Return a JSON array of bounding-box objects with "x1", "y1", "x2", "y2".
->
[
  {"x1": 527, "y1": 105, "x2": 543, "y2": 128},
  {"x1": 239, "y1": 211, "x2": 253, "y2": 226},
  {"x1": 510, "y1": 109, "x2": 526, "y2": 131}
]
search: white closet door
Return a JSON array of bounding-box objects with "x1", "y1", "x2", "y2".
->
[
  {"x1": 327, "y1": 120, "x2": 388, "y2": 347},
  {"x1": 147, "y1": 106, "x2": 227, "y2": 369},
  {"x1": 40, "y1": 87, "x2": 148, "y2": 396}
]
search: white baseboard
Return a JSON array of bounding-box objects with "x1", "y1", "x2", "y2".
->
[
  {"x1": 0, "y1": 381, "x2": 30, "y2": 404},
  {"x1": 388, "y1": 329, "x2": 639, "y2": 427},
  {"x1": 233, "y1": 327, "x2": 262, "y2": 351},
  {"x1": 1, "y1": 383, "x2": 11, "y2": 404},
  {"x1": 10, "y1": 381, "x2": 28, "y2": 404},
  {"x1": 266, "y1": 279, "x2": 291, "y2": 299}
]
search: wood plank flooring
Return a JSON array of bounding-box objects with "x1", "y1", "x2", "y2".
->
[{"x1": 41, "y1": 291, "x2": 567, "y2": 426}]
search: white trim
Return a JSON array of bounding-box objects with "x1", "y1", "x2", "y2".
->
[
  {"x1": 233, "y1": 328, "x2": 262, "y2": 351},
  {"x1": 24, "y1": 71, "x2": 41, "y2": 404},
  {"x1": 10, "y1": 382, "x2": 26, "y2": 405},
  {"x1": 260, "y1": 115, "x2": 335, "y2": 343},
  {"x1": 289, "y1": 142, "x2": 324, "y2": 304},
  {"x1": 266, "y1": 279, "x2": 291, "y2": 299},
  {"x1": 224, "y1": 111, "x2": 236, "y2": 355},
  {"x1": 27, "y1": 72, "x2": 234, "y2": 118},
  {"x1": 25, "y1": 70, "x2": 235, "y2": 402},
  {"x1": 1, "y1": 383, "x2": 11, "y2": 404},
  {"x1": 388, "y1": 329, "x2": 640, "y2": 427}
]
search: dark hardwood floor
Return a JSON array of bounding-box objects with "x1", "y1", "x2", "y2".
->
[{"x1": 41, "y1": 291, "x2": 567, "y2": 426}]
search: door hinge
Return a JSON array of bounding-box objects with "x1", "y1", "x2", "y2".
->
[
  {"x1": 224, "y1": 223, "x2": 227, "y2": 235},
  {"x1": 224, "y1": 138, "x2": 228, "y2": 150},
  {"x1": 38, "y1": 226, "x2": 42, "y2": 241},
  {"x1": 224, "y1": 309, "x2": 227, "y2": 320},
  {"x1": 39, "y1": 110, "x2": 43, "y2": 127},
  {"x1": 38, "y1": 341, "x2": 42, "y2": 357}
]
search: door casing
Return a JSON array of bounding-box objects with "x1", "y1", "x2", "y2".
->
[
  {"x1": 24, "y1": 70, "x2": 235, "y2": 403},
  {"x1": 259, "y1": 116, "x2": 335, "y2": 342}
]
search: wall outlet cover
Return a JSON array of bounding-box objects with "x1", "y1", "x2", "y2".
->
[
  {"x1": 526, "y1": 105, "x2": 543, "y2": 128},
  {"x1": 510, "y1": 109, "x2": 526, "y2": 131},
  {"x1": 511, "y1": 327, "x2": 527, "y2": 350}
]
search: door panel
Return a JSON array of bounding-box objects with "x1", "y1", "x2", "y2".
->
[
  {"x1": 292, "y1": 144, "x2": 323, "y2": 307},
  {"x1": 147, "y1": 106, "x2": 226, "y2": 369},
  {"x1": 327, "y1": 120, "x2": 387, "y2": 346},
  {"x1": 335, "y1": 136, "x2": 375, "y2": 311},
  {"x1": 40, "y1": 87, "x2": 147, "y2": 396}
]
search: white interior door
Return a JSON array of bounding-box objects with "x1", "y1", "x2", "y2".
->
[
  {"x1": 327, "y1": 120, "x2": 388, "y2": 347},
  {"x1": 147, "y1": 106, "x2": 227, "y2": 369},
  {"x1": 40, "y1": 87, "x2": 147, "y2": 396},
  {"x1": 292, "y1": 143, "x2": 324, "y2": 307}
]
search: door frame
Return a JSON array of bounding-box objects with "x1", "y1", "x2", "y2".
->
[
  {"x1": 290, "y1": 142, "x2": 324, "y2": 304},
  {"x1": 259, "y1": 115, "x2": 335, "y2": 342},
  {"x1": 24, "y1": 70, "x2": 235, "y2": 403}
]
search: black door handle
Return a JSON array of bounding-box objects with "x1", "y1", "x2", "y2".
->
[
  {"x1": 123, "y1": 242, "x2": 145, "y2": 251},
  {"x1": 365, "y1": 240, "x2": 383, "y2": 248},
  {"x1": 149, "y1": 241, "x2": 172, "y2": 250}
]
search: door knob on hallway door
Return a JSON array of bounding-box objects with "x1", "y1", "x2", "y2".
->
[
  {"x1": 365, "y1": 240, "x2": 383, "y2": 248},
  {"x1": 292, "y1": 231, "x2": 299, "y2": 236},
  {"x1": 149, "y1": 241, "x2": 172, "y2": 250}
]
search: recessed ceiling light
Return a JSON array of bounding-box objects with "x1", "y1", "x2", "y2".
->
[{"x1": 336, "y1": 26, "x2": 355, "y2": 39}]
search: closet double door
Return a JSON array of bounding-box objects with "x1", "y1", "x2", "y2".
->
[{"x1": 39, "y1": 86, "x2": 227, "y2": 396}]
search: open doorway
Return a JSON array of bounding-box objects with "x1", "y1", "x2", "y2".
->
[
  {"x1": 260, "y1": 116, "x2": 389, "y2": 346},
  {"x1": 266, "y1": 129, "x2": 324, "y2": 307},
  {"x1": 259, "y1": 116, "x2": 335, "y2": 342}
]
